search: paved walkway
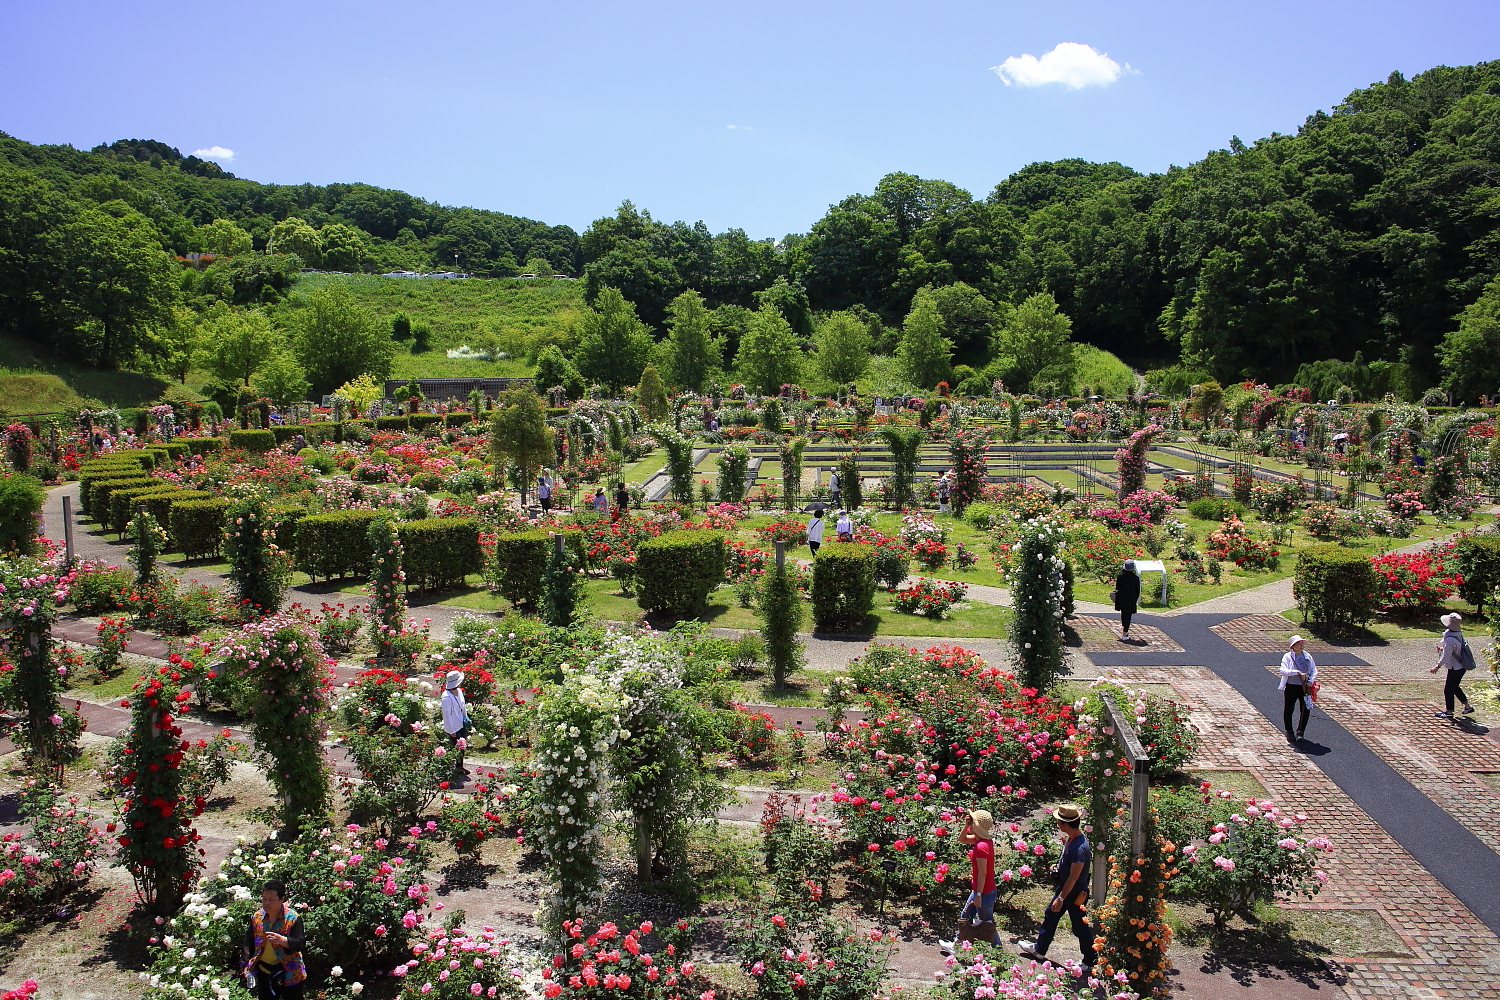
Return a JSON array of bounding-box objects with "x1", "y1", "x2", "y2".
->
[{"x1": 1084, "y1": 612, "x2": 1500, "y2": 998}]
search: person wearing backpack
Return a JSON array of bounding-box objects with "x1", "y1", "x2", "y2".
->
[{"x1": 1430, "y1": 612, "x2": 1477, "y2": 718}]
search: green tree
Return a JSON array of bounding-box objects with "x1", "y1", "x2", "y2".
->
[
  {"x1": 267, "y1": 216, "x2": 321, "y2": 264},
  {"x1": 534, "y1": 343, "x2": 584, "y2": 399},
  {"x1": 813, "y1": 310, "x2": 873, "y2": 383},
  {"x1": 201, "y1": 309, "x2": 283, "y2": 386},
  {"x1": 661, "y1": 290, "x2": 720, "y2": 391},
  {"x1": 994, "y1": 291, "x2": 1076, "y2": 389},
  {"x1": 155, "y1": 306, "x2": 202, "y2": 384},
  {"x1": 251, "y1": 347, "x2": 311, "y2": 405},
  {"x1": 896, "y1": 289, "x2": 954, "y2": 388},
  {"x1": 753, "y1": 277, "x2": 814, "y2": 336},
  {"x1": 292, "y1": 282, "x2": 395, "y2": 394},
  {"x1": 635, "y1": 364, "x2": 669, "y2": 421},
  {"x1": 926, "y1": 282, "x2": 1004, "y2": 354},
  {"x1": 196, "y1": 218, "x2": 254, "y2": 256},
  {"x1": 736, "y1": 306, "x2": 803, "y2": 394},
  {"x1": 318, "y1": 223, "x2": 369, "y2": 272},
  {"x1": 489, "y1": 388, "x2": 554, "y2": 502},
  {"x1": 573, "y1": 286, "x2": 653, "y2": 392},
  {"x1": 1439, "y1": 276, "x2": 1500, "y2": 403}
]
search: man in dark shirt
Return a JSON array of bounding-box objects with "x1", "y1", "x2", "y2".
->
[{"x1": 1019, "y1": 804, "x2": 1096, "y2": 968}]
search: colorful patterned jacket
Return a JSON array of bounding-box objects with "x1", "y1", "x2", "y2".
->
[{"x1": 242, "y1": 907, "x2": 307, "y2": 984}]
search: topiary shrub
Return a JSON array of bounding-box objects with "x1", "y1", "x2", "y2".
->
[
  {"x1": 1294, "y1": 545, "x2": 1379, "y2": 631},
  {"x1": 170, "y1": 498, "x2": 230, "y2": 560},
  {"x1": 375, "y1": 416, "x2": 411, "y2": 431},
  {"x1": 444, "y1": 412, "x2": 473, "y2": 427},
  {"x1": 409, "y1": 413, "x2": 442, "y2": 430},
  {"x1": 811, "y1": 542, "x2": 876, "y2": 633},
  {"x1": 182, "y1": 436, "x2": 226, "y2": 455},
  {"x1": 636, "y1": 530, "x2": 725, "y2": 615},
  {"x1": 1453, "y1": 535, "x2": 1500, "y2": 613},
  {"x1": 408, "y1": 471, "x2": 443, "y2": 493},
  {"x1": 109, "y1": 484, "x2": 179, "y2": 535},
  {"x1": 0, "y1": 473, "x2": 45, "y2": 555},
  {"x1": 137, "y1": 490, "x2": 212, "y2": 547},
  {"x1": 489, "y1": 530, "x2": 550, "y2": 608},
  {"x1": 227, "y1": 429, "x2": 276, "y2": 453},
  {"x1": 294, "y1": 509, "x2": 382, "y2": 580},
  {"x1": 85, "y1": 476, "x2": 156, "y2": 520},
  {"x1": 264, "y1": 503, "x2": 307, "y2": 555},
  {"x1": 397, "y1": 518, "x2": 483, "y2": 591}
]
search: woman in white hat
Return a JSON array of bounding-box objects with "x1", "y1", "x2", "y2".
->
[
  {"x1": 1430, "y1": 612, "x2": 1476, "y2": 718},
  {"x1": 440, "y1": 669, "x2": 471, "y2": 788},
  {"x1": 1279, "y1": 636, "x2": 1317, "y2": 744}
]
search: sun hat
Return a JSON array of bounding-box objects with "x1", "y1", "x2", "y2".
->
[
  {"x1": 444, "y1": 670, "x2": 463, "y2": 690},
  {"x1": 966, "y1": 809, "x2": 993, "y2": 836},
  {"x1": 1287, "y1": 635, "x2": 1306, "y2": 649},
  {"x1": 1052, "y1": 804, "x2": 1083, "y2": 824},
  {"x1": 1441, "y1": 612, "x2": 1463, "y2": 629}
]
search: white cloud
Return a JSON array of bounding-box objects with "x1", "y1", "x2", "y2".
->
[
  {"x1": 192, "y1": 145, "x2": 235, "y2": 161},
  {"x1": 725, "y1": 124, "x2": 753, "y2": 131},
  {"x1": 991, "y1": 42, "x2": 1130, "y2": 90}
]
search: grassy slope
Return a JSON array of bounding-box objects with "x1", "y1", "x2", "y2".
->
[
  {"x1": 0, "y1": 336, "x2": 169, "y2": 412},
  {"x1": 279, "y1": 273, "x2": 585, "y2": 379}
]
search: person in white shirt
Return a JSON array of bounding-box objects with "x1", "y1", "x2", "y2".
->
[
  {"x1": 835, "y1": 510, "x2": 853, "y2": 541},
  {"x1": 440, "y1": 670, "x2": 470, "y2": 788},
  {"x1": 537, "y1": 472, "x2": 553, "y2": 514},
  {"x1": 805, "y1": 507, "x2": 826, "y2": 555},
  {"x1": 1279, "y1": 636, "x2": 1317, "y2": 744},
  {"x1": 1430, "y1": 612, "x2": 1476, "y2": 718},
  {"x1": 827, "y1": 469, "x2": 841, "y2": 509}
]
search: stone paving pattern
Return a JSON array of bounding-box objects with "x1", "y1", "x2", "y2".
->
[{"x1": 1210, "y1": 614, "x2": 1338, "y2": 653}]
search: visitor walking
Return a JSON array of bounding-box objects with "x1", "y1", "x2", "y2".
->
[
  {"x1": 1113, "y1": 560, "x2": 1141, "y2": 639},
  {"x1": 1280, "y1": 636, "x2": 1317, "y2": 743},
  {"x1": 590, "y1": 487, "x2": 608, "y2": 512},
  {"x1": 827, "y1": 468, "x2": 840, "y2": 509},
  {"x1": 537, "y1": 472, "x2": 553, "y2": 514},
  {"x1": 835, "y1": 510, "x2": 853, "y2": 541},
  {"x1": 242, "y1": 879, "x2": 307, "y2": 998},
  {"x1": 1018, "y1": 804, "x2": 1096, "y2": 967},
  {"x1": 938, "y1": 809, "x2": 1000, "y2": 953},
  {"x1": 613, "y1": 481, "x2": 630, "y2": 523},
  {"x1": 441, "y1": 670, "x2": 471, "y2": 789},
  {"x1": 805, "y1": 507, "x2": 825, "y2": 555},
  {"x1": 936, "y1": 472, "x2": 952, "y2": 513},
  {"x1": 1431, "y1": 612, "x2": 1477, "y2": 718}
]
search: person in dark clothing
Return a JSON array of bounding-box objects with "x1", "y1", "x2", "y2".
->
[
  {"x1": 613, "y1": 481, "x2": 629, "y2": 523},
  {"x1": 242, "y1": 879, "x2": 307, "y2": 998},
  {"x1": 1018, "y1": 804, "x2": 1096, "y2": 967},
  {"x1": 1279, "y1": 636, "x2": 1317, "y2": 743},
  {"x1": 1113, "y1": 560, "x2": 1141, "y2": 639}
]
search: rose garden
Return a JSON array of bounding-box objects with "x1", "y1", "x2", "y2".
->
[{"x1": 0, "y1": 378, "x2": 1495, "y2": 1000}]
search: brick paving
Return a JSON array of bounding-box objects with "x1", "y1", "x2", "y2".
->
[
  {"x1": 1209, "y1": 614, "x2": 1338, "y2": 653},
  {"x1": 1070, "y1": 614, "x2": 1186, "y2": 652}
]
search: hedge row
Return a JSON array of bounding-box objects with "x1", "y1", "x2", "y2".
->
[
  {"x1": 397, "y1": 518, "x2": 483, "y2": 591},
  {"x1": 110, "y1": 484, "x2": 182, "y2": 535},
  {"x1": 265, "y1": 503, "x2": 307, "y2": 555},
  {"x1": 636, "y1": 530, "x2": 725, "y2": 615},
  {"x1": 490, "y1": 531, "x2": 550, "y2": 607},
  {"x1": 811, "y1": 543, "x2": 876, "y2": 633},
  {"x1": 1293, "y1": 546, "x2": 1379, "y2": 630},
  {"x1": 184, "y1": 437, "x2": 226, "y2": 455},
  {"x1": 228, "y1": 429, "x2": 278, "y2": 453},
  {"x1": 1453, "y1": 535, "x2": 1500, "y2": 613},
  {"x1": 86, "y1": 477, "x2": 158, "y2": 520},
  {"x1": 171, "y1": 499, "x2": 229, "y2": 560},
  {"x1": 294, "y1": 509, "x2": 383, "y2": 580}
]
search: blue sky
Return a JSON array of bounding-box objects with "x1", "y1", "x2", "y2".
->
[{"x1": 3, "y1": 1, "x2": 1496, "y2": 239}]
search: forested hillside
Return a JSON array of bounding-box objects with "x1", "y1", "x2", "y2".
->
[{"x1": 0, "y1": 60, "x2": 1497, "y2": 402}]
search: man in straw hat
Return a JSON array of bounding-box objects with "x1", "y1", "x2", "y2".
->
[
  {"x1": 1431, "y1": 612, "x2": 1477, "y2": 718},
  {"x1": 1018, "y1": 804, "x2": 1096, "y2": 967},
  {"x1": 440, "y1": 669, "x2": 472, "y2": 789},
  {"x1": 938, "y1": 809, "x2": 1001, "y2": 952}
]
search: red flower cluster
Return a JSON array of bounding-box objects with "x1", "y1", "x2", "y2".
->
[{"x1": 1371, "y1": 546, "x2": 1462, "y2": 609}]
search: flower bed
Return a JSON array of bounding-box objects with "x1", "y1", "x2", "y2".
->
[{"x1": 889, "y1": 577, "x2": 968, "y2": 618}]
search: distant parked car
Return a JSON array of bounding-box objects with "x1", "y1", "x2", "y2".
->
[
  {"x1": 516, "y1": 273, "x2": 537, "y2": 279},
  {"x1": 551, "y1": 274, "x2": 572, "y2": 279}
]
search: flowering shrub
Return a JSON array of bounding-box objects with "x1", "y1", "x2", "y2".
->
[
  {"x1": 890, "y1": 577, "x2": 968, "y2": 618},
  {"x1": 1385, "y1": 490, "x2": 1426, "y2": 519},
  {"x1": 951, "y1": 542, "x2": 978, "y2": 570},
  {"x1": 755, "y1": 518, "x2": 807, "y2": 545},
  {"x1": 1302, "y1": 502, "x2": 1355, "y2": 541},
  {"x1": 732, "y1": 906, "x2": 893, "y2": 1000},
  {"x1": 730, "y1": 707, "x2": 777, "y2": 761},
  {"x1": 1120, "y1": 489, "x2": 1173, "y2": 522},
  {"x1": 545, "y1": 918, "x2": 709, "y2": 999},
  {"x1": 1073, "y1": 534, "x2": 1142, "y2": 583},
  {"x1": 212, "y1": 616, "x2": 334, "y2": 833},
  {"x1": 313, "y1": 600, "x2": 370, "y2": 655},
  {"x1": 0, "y1": 779, "x2": 107, "y2": 912},
  {"x1": 1113, "y1": 424, "x2": 1161, "y2": 497},
  {"x1": 1370, "y1": 546, "x2": 1462, "y2": 608},
  {"x1": 1248, "y1": 478, "x2": 1305, "y2": 520},
  {"x1": 899, "y1": 509, "x2": 948, "y2": 548},
  {"x1": 1086, "y1": 504, "x2": 1154, "y2": 532},
  {"x1": 932, "y1": 954, "x2": 1130, "y2": 999},
  {"x1": 1205, "y1": 515, "x2": 1278, "y2": 569},
  {"x1": 910, "y1": 537, "x2": 948, "y2": 571},
  {"x1": 86, "y1": 615, "x2": 131, "y2": 679},
  {"x1": 336, "y1": 674, "x2": 453, "y2": 831},
  {"x1": 434, "y1": 778, "x2": 516, "y2": 858},
  {"x1": 725, "y1": 540, "x2": 769, "y2": 583},
  {"x1": 397, "y1": 924, "x2": 525, "y2": 1000},
  {"x1": 1173, "y1": 790, "x2": 1332, "y2": 927}
]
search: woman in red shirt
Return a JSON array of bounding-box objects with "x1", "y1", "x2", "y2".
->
[{"x1": 940, "y1": 809, "x2": 1001, "y2": 951}]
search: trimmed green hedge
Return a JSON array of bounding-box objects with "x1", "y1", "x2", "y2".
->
[
  {"x1": 78, "y1": 468, "x2": 149, "y2": 513},
  {"x1": 228, "y1": 429, "x2": 278, "y2": 453},
  {"x1": 302, "y1": 422, "x2": 341, "y2": 444},
  {"x1": 636, "y1": 530, "x2": 725, "y2": 615},
  {"x1": 264, "y1": 503, "x2": 307, "y2": 555},
  {"x1": 0, "y1": 473, "x2": 45, "y2": 555},
  {"x1": 269, "y1": 426, "x2": 298, "y2": 444},
  {"x1": 409, "y1": 413, "x2": 442, "y2": 430},
  {"x1": 811, "y1": 542, "x2": 876, "y2": 633},
  {"x1": 375, "y1": 416, "x2": 410, "y2": 431},
  {"x1": 110, "y1": 484, "x2": 180, "y2": 535},
  {"x1": 294, "y1": 509, "x2": 382, "y2": 580},
  {"x1": 1293, "y1": 546, "x2": 1379, "y2": 630},
  {"x1": 182, "y1": 436, "x2": 226, "y2": 455},
  {"x1": 136, "y1": 489, "x2": 212, "y2": 544},
  {"x1": 489, "y1": 530, "x2": 550, "y2": 608},
  {"x1": 444, "y1": 413, "x2": 473, "y2": 427},
  {"x1": 171, "y1": 498, "x2": 229, "y2": 560},
  {"x1": 398, "y1": 518, "x2": 483, "y2": 590},
  {"x1": 86, "y1": 476, "x2": 158, "y2": 521},
  {"x1": 1454, "y1": 535, "x2": 1500, "y2": 613}
]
